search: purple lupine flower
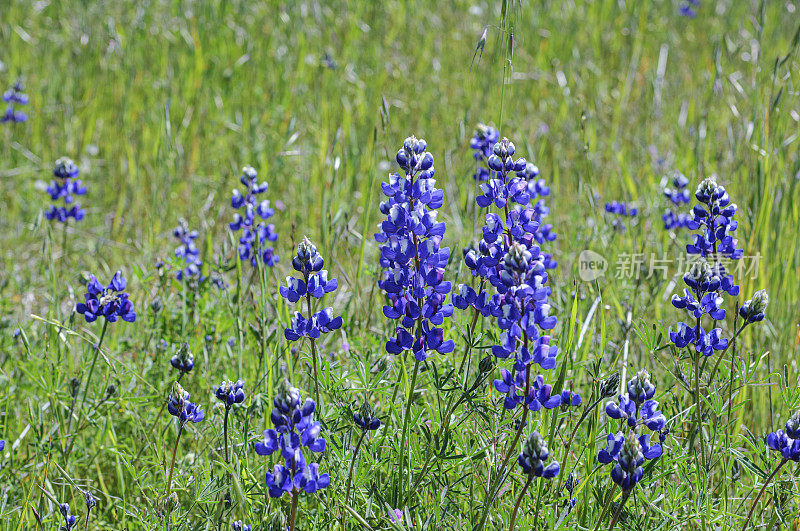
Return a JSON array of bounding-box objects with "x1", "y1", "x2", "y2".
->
[
  {"x1": 598, "y1": 433, "x2": 661, "y2": 491},
  {"x1": 662, "y1": 171, "x2": 691, "y2": 230},
  {"x1": 85, "y1": 492, "x2": 97, "y2": 512},
  {"x1": 215, "y1": 379, "x2": 245, "y2": 407},
  {"x1": 459, "y1": 135, "x2": 561, "y2": 416},
  {"x1": 167, "y1": 382, "x2": 205, "y2": 425},
  {"x1": 470, "y1": 123, "x2": 499, "y2": 181},
  {"x1": 679, "y1": 0, "x2": 699, "y2": 17},
  {"x1": 45, "y1": 157, "x2": 86, "y2": 223},
  {"x1": 231, "y1": 522, "x2": 251, "y2": 531},
  {"x1": 353, "y1": 403, "x2": 381, "y2": 431},
  {"x1": 560, "y1": 389, "x2": 582, "y2": 408},
  {"x1": 375, "y1": 136, "x2": 454, "y2": 361},
  {"x1": 229, "y1": 166, "x2": 279, "y2": 267},
  {"x1": 767, "y1": 413, "x2": 800, "y2": 461},
  {"x1": 670, "y1": 177, "x2": 744, "y2": 355},
  {"x1": 255, "y1": 381, "x2": 330, "y2": 497},
  {"x1": 59, "y1": 503, "x2": 78, "y2": 531},
  {"x1": 517, "y1": 431, "x2": 560, "y2": 478},
  {"x1": 739, "y1": 289, "x2": 769, "y2": 324},
  {"x1": 173, "y1": 218, "x2": 204, "y2": 281},
  {"x1": 280, "y1": 238, "x2": 342, "y2": 342},
  {"x1": 604, "y1": 200, "x2": 638, "y2": 232},
  {"x1": 2, "y1": 80, "x2": 28, "y2": 123},
  {"x1": 597, "y1": 369, "x2": 664, "y2": 492},
  {"x1": 170, "y1": 343, "x2": 194, "y2": 374},
  {"x1": 76, "y1": 271, "x2": 136, "y2": 323},
  {"x1": 604, "y1": 369, "x2": 666, "y2": 431}
]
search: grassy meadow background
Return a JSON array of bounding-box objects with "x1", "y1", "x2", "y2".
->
[{"x1": 1, "y1": 0, "x2": 800, "y2": 528}]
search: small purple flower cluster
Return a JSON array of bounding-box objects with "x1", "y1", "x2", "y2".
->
[
  {"x1": 517, "y1": 430, "x2": 560, "y2": 478},
  {"x1": 662, "y1": 171, "x2": 691, "y2": 230},
  {"x1": 375, "y1": 136, "x2": 454, "y2": 361},
  {"x1": 670, "y1": 177, "x2": 743, "y2": 355},
  {"x1": 2, "y1": 80, "x2": 28, "y2": 123},
  {"x1": 604, "y1": 201, "x2": 638, "y2": 232},
  {"x1": 170, "y1": 342, "x2": 194, "y2": 375},
  {"x1": 167, "y1": 382, "x2": 205, "y2": 425},
  {"x1": 173, "y1": 218, "x2": 203, "y2": 281},
  {"x1": 680, "y1": 0, "x2": 700, "y2": 17},
  {"x1": 766, "y1": 412, "x2": 800, "y2": 461},
  {"x1": 45, "y1": 158, "x2": 86, "y2": 222},
  {"x1": 215, "y1": 379, "x2": 245, "y2": 408},
  {"x1": 255, "y1": 381, "x2": 329, "y2": 497},
  {"x1": 597, "y1": 369, "x2": 664, "y2": 491},
  {"x1": 280, "y1": 237, "x2": 342, "y2": 342},
  {"x1": 229, "y1": 166, "x2": 279, "y2": 268},
  {"x1": 455, "y1": 136, "x2": 561, "y2": 412},
  {"x1": 59, "y1": 503, "x2": 77, "y2": 531},
  {"x1": 76, "y1": 271, "x2": 136, "y2": 323},
  {"x1": 470, "y1": 123, "x2": 499, "y2": 181}
]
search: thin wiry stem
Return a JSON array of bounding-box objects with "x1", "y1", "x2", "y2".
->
[{"x1": 741, "y1": 458, "x2": 788, "y2": 531}]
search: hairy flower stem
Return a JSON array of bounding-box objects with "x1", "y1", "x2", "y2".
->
[
  {"x1": 693, "y1": 317, "x2": 707, "y2": 472},
  {"x1": 289, "y1": 488, "x2": 300, "y2": 531},
  {"x1": 608, "y1": 489, "x2": 631, "y2": 531},
  {"x1": 223, "y1": 407, "x2": 230, "y2": 463},
  {"x1": 741, "y1": 458, "x2": 787, "y2": 530},
  {"x1": 398, "y1": 359, "x2": 421, "y2": 504},
  {"x1": 165, "y1": 424, "x2": 184, "y2": 501},
  {"x1": 305, "y1": 291, "x2": 321, "y2": 406},
  {"x1": 474, "y1": 363, "x2": 531, "y2": 530},
  {"x1": 508, "y1": 474, "x2": 534, "y2": 531},
  {"x1": 593, "y1": 483, "x2": 618, "y2": 531},
  {"x1": 342, "y1": 430, "x2": 368, "y2": 527}
]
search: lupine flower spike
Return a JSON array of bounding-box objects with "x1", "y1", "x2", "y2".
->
[
  {"x1": 215, "y1": 379, "x2": 245, "y2": 462},
  {"x1": 604, "y1": 201, "x2": 638, "y2": 232},
  {"x1": 662, "y1": 171, "x2": 691, "y2": 230},
  {"x1": 59, "y1": 503, "x2": 77, "y2": 531},
  {"x1": 231, "y1": 521, "x2": 251, "y2": 531},
  {"x1": 596, "y1": 369, "x2": 664, "y2": 528},
  {"x1": 76, "y1": 271, "x2": 136, "y2": 324},
  {"x1": 173, "y1": 218, "x2": 203, "y2": 281},
  {"x1": 229, "y1": 166, "x2": 279, "y2": 267},
  {"x1": 743, "y1": 411, "x2": 800, "y2": 530},
  {"x1": 46, "y1": 157, "x2": 86, "y2": 223},
  {"x1": 254, "y1": 381, "x2": 329, "y2": 531},
  {"x1": 280, "y1": 237, "x2": 341, "y2": 404},
  {"x1": 165, "y1": 382, "x2": 204, "y2": 500},
  {"x1": 170, "y1": 343, "x2": 194, "y2": 379},
  {"x1": 470, "y1": 124, "x2": 500, "y2": 181},
  {"x1": 466, "y1": 135, "x2": 563, "y2": 531},
  {"x1": 2, "y1": 80, "x2": 28, "y2": 123},
  {"x1": 375, "y1": 136, "x2": 454, "y2": 362},
  {"x1": 375, "y1": 136, "x2": 454, "y2": 502},
  {"x1": 508, "y1": 431, "x2": 559, "y2": 531}
]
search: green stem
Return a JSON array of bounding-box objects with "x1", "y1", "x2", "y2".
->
[
  {"x1": 741, "y1": 458, "x2": 788, "y2": 531},
  {"x1": 508, "y1": 474, "x2": 534, "y2": 531},
  {"x1": 608, "y1": 489, "x2": 631, "y2": 530},
  {"x1": 165, "y1": 423, "x2": 184, "y2": 501},
  {"x1": 223, "y1": 407, "x2": 230, "y2": 463},
  {"x1": 398, "y1": 359, "x2": 421, "y2": 503},
  {"x1": 593, "y1": 483, "x2": 617, "y2": 531},
  {"x1": 289, "y1": 488, "x2": 300, "y2": 531}
]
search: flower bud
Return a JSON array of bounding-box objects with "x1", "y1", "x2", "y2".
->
[{"x1": 600, "y1": 373, "x2": 620, "y2": 398}]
